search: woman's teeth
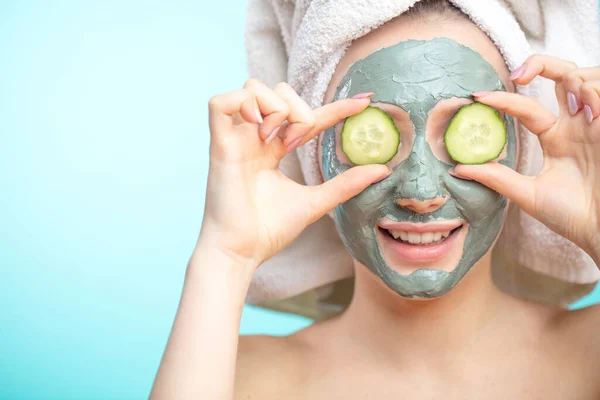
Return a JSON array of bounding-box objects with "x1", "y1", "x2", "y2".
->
[{"x1": 388, "y1": 229, "x2": 453, "y2": 245}]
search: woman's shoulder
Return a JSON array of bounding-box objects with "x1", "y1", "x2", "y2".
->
[
  {"x1": 234, "y1": 328, "x2": 318, "y2": 399},
  {"x1": 561, "y1": 303, "x2": 600, "y2": 351},
  {"x1": 545, "y1": 302, "x2": 600, "y2": 383}
]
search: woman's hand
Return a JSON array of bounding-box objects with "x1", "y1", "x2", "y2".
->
[
  {"x1": 153, "y1": 82, "x2": 389, "y2": 400},
  {"x1": 453, "y1": 55, "x2": 600, "y2": 263},
  {"x1": 199, "y1": 79, "x2": 390, "y2": 268}
]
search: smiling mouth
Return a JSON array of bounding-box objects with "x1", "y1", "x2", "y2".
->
[{"x1": 375, "y1": 219, "x2": 467, "y2": 266}]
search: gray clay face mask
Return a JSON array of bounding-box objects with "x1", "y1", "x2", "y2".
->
[{"x1": 321, "y1": 38, "x2": 517, "y2": 298}]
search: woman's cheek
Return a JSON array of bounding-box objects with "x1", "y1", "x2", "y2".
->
[{"x1": 445, "y1": 176, "x2": 507, "y2": 221}]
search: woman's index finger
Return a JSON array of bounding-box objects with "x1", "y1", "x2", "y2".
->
[
  {"x1": 307, "y1": 97, "x2": 372, "y2": 140},
  {"x1": 514, "y1": 55, "x2": 578, "y2": 85}
]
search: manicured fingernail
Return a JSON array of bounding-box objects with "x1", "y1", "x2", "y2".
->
[
  {"x1": 286, "y1": 137, "x2": 304, "y2": 153},
  {"x1": 472, "y1": 91, "x2": 491, "y2": 98},
  {"x1": 351, "y1": 92, "x2": 375, "y2": 100},
  {"x1": 264, "y1": 126, "x2": 280, "y2": 144},
  {"x1": 374, "y1": 168, "x2": 392, "y2": 183},
  {"x1": 584, "y1": 105, "x2": 593, "y2": 124},
  {"x1": 509, "y1": 64, "x2": 526, "y2": 81},
  {"x1": 449, "y1": 168, "x2": 473, "y2": 181},
  {"x1": 568, "y1": 92, "x2": 578, "y2": 116},
  {"x1": 255, "y1": 106, "x2": 263, "y2": 123}
]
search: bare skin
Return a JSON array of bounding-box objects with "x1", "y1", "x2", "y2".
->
[
  {"x1": 235, "y1": 264, "x2": 600, "y2": 399},
  {"x1": 151, "y1": 14, "x2": 600, "y2": 400}
]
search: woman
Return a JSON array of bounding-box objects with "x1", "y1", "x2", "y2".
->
[{"x1": 151, "y1": 1, "x2": 600, "y2": 398}]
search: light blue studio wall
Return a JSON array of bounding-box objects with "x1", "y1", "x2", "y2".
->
[
  {"x1": 0, "y1": 2, "x2": 309, "y2": 400},
  {"x1": 0, "y1": 2, "x2": 598, "y2": 400}
]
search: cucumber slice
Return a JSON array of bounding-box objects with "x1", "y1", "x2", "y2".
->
[
  {"x1": 444, "y1": 103, "x2": 506, "y2": 165},
  {"x1": 341, "y1": 106, "x2": 400, "y2": 165}
]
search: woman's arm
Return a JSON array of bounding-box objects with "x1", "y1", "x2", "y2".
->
[
  {"x1": 150, "y1": 245, "x2": 256, "y2": 400},
  {"x1": 149, "y1": 79, "x2": 389, "y2": 400}
]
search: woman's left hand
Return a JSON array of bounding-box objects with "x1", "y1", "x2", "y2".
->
[{"x1": 453, "y1": 55, "x2": 600, "y2": 264}]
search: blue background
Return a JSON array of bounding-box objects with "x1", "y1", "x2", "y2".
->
[{"x1": 0, "y1": 1, "x2": 597, "y2": 399}]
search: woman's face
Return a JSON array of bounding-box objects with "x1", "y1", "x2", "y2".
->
[{"x1": 319, "y1": 18, "x2": 517, "y2": 298}]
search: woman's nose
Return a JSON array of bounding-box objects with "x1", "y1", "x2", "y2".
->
[{"x1": 395, "y1": 196, "x2": 447, "y2": 214}]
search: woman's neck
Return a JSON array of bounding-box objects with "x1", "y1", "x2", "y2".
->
[{"x1": 333, "y1": 254, "x2": 549, "y2": 364}]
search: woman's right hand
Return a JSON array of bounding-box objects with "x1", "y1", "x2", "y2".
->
[{"x1": 199, "y1": 79, "x2": 391, "y2": 269}]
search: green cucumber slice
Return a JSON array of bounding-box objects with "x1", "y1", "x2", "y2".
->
[
  {"x1": 444, "y1": 103, "x2": 506, "y2": 165},
  {"x1": 341, "y1": 106, "x2": 400, "y2": 165}
]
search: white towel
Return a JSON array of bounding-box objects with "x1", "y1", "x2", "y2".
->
[{"x1": 244, "y1": 0, "x2": 600, "y2": 311}]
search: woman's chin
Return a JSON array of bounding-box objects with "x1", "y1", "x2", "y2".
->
[{"x1": 375, "y1": 223, "x2": 469, "y2": 275}]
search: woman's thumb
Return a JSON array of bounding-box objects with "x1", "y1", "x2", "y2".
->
[
  {"x1": 307, "y1": 165, "x2": 391, "y2": 223},
  {"x1": 452, "y1": 162, "x2": 535, "y2": 214}
]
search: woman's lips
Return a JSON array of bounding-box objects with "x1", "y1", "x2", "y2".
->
[{"x1": 377, "y1": 224, "x2": 465, "y2": 264}]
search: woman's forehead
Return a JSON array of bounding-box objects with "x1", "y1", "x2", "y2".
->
[
  {"x1": 324, "y1": 17, "x2": 512, "y2": 103},
  {"x1": 333, "y1": 38, "x2": 504, "y2": 111}
]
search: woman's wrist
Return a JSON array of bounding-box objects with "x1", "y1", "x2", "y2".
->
[{"x1": 187, "y1": 242, "x2": 258, "y2": 293}]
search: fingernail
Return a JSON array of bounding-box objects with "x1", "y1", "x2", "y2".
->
[
  {"x1": 449, "y1": 168, "x2": 473, "y2": 181},
  {"x1": 509, "y1": 64, "x2": 526, "y2": 81},
  {"x1": 584, "y1": 105, "x2": 593, "y2": 124},
  {"x1": 255, "y1": 106, "x2": 263, "y2": 123},
  {"x1": 472, "y1": 91, "x2": 491, "y2": 98},
  {"x1": 568, "y1": 92, "x2": 578, "y2": 116},
  {"x1": 374, "y1": 168, "x2": 392, "y2": 183},
  {"x1": 351, "y1": 92, "x2": 375, "y2": 100},
  {"x1": 286, "y1": 136, "x2": 303, "y2": 153},
  {"x1": 264, "y1": 126, "x2": 280, "y2": 144}
]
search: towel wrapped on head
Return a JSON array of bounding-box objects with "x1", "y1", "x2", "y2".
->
[{"x1": 244, "y1": 0, "x2": 600, "y2": 319}]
